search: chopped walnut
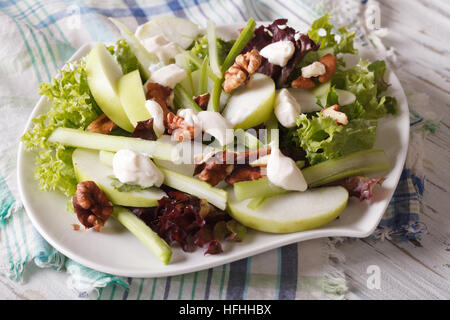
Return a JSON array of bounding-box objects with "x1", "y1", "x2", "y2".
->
[
  {"x1": 145, "y1": 82, "x2": 173, "y2": 116},
  {"x1": 131, "y1": 118, "x2": 157, "y2": 141},
  {"x1": 194, "y1": 93, "x2": 210, "y2": 110},
  {"x1": 165, "y1": 112, "x2": 200, "y2": 142},
  {"x1": 320, "y1": 104, "x2": 349, "y2": 125},
  {"x1": 194, "y1": 149, "x2": 271, "y2": 186},
  {"x1": 318, "y1": 54, "x2": 337, "y2": 83},
  {"x1": 72, "y1": 181, "x2": 113, "y2": 232},
  {"x1": 87, "y1": 114, "x2": 117, "y2": 134},
  {"x1": 225, "y1": 165, "x2": 266, "y2": 185},
  {"x1": 222, "y1": 49, "x2": 262, "y2": 93},
  {"x1": 291, "y1": 75, "x2": 316, "y2": 89}
]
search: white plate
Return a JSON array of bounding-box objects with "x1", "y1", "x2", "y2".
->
[{"x1": 17, "y1": 23, "x2": 409, "y2": 278}]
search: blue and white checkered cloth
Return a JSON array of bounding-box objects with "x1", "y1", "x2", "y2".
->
[{"x1": 0, "y1": 0, "x2": 439, "y2": 299}]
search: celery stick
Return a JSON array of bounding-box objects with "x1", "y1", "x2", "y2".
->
[
  {"x1": 234, "y1": 177, "x2": 287, "y2": 201},
  {"x1": 173, "y1": 84, "x2": 203, "y2": 112},
  {"x1": 48, "y1": 127, "x2": 178, "y2": 162},
  {"x1": 199, "y1": 57, "x2": 209, "y2": 95},
  {"x1": 264, "y1": 113, "x2": 279, "y2": 147},
  {"x1": 208, "y1": 77, "x2": 223, "y2": 112},
  {"x1": 160, "y1": 167, "x2": 228, "y2": 210},
  {"x1": 179, "y1": 69, "x2": 194, "y2": 97},
  {"x1": 234, "y1": 129, "x2": 262, "y2": 150},
  {"x1": 233, "y1": 149, "x2": 392, "y2": 200},
  {"x1": 112, "y1": 206, "x2": 172, "y2": 265},
  {"x1": 221, "y1": 18, "x2": 256, "y2": 73},
  {"x1": 207, "y1": 20, "x2": 222, "y2": 78},
  {"x1": 303, "y1": 149, "x2": 392, "y2": 187}
]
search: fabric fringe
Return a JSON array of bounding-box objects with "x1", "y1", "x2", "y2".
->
[{"x1": 321, "y1": 238, "x2": 348, "y2": 299}]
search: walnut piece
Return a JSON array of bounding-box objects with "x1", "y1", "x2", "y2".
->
[
  {"x1": 165, "y1": 112, "x2": 200, "y2": 142},
  {"x1": 291, "y1": 76, "x2": 316, "y2": 89},
  {"x1": 194, "y1": 93, "x2": 210, "y2": 110},
  {"x1": 145, "y1": 82, "x2": 173, "y2": 116},
  {"x1": 222, "y1": 49, "x2": 262, "y2": 93},
  {"x1": 225, "y1": 165, "x2": 266, "y2": 185},
  {"x1": 87, "y1": 114, "x2": 117, "y2": 134},
  {"x1": 318, "y1": 54, "x2": 337, "y2": 83},
  {"x1": 73, "y1": 181, "x2": 113, "y2": 232},
  {"x1": 131, "y1": 118, "x2": 157, "y2": 141}
]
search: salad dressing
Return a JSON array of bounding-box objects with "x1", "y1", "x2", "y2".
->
[
  {"x1": 112, "y1": 149, "x2": 164, "y2": 188},
  {"x1": 267, "y1": 147, "x2": 307, "y2": 192}
]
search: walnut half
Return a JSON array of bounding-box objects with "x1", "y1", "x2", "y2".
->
[
  {"x1": 72, "y1": 181, "x2": 113, "y2": 232},
  {"x1": 222, "y1": 49, "x2": 262, "y2": 93}
]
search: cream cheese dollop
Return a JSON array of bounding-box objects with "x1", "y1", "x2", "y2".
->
[
  {"x1": 145, "y1": 99, "x2": 165, "y2": 137},
  {"x1": 113, "y1": 149, "x2": 164, "y2": 188},
  {"x1": 267, "y1": 147, "x2": 307, "y2": 192},
  {"x1": 197, "y1": 111, "x2": 234, "y2": 146},
  {"x1": 274, "y1": 88, "x2": 302, "y2": 128},
  {"x1": 260, "y1": 41, "x2": 295, "y2": 67}
]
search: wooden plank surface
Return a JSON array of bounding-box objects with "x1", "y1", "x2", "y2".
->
[
  {"x1": 339, "y1": 0, "x2": 450, "y2": 300},
  {"x1": 1, "y1": 0, "x2": 449, "y2": 300}
]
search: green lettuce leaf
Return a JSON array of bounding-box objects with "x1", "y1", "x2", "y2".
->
[
  {"x1": 295, "y1": 113, "x2": 377, "y2": 165},
  {"x1": 107, "y1": 39, "x2": 140, "y2": 75},
  {"x1": 190, "y1": 35, "x2": 234, "y2": 68},
  {"x1": 308, "y1": 14, "x2": 358, "y2": 56},
  {"x1": 21, "y1": 59, "x2": 100, "y2": 196},
  {"x1": 332, "y1": 59, "x2": 397, "y2": 119}
]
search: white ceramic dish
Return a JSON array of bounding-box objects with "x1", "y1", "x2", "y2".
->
[{"x1": 17, "y1": 23, "x2": 409, "y2": 278}]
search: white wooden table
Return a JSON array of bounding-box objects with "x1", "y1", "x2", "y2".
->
[
  {"x1": 0, "y1": 0, "x2": 449, "y2": 300},
  {"x1": 340, "y1": 0, "x2": 450, "y2": 299}
]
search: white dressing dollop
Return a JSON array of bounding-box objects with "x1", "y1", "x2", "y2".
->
[
  {"x1": 150, "y1": 64, "x2": 187, "y2": 88},
  {"x1": 141, "y1": 35, "x2": 183, "y2": 65},
  {"x1": 267, "y1": 147, "x2": 307, "y2": 192},
  {"x1": 197, "y1": 111, "x2": 234, "y2": 146},
  {"x1": 145, "y1": 99, "x2": 165, "y2": 137},
  {"x1": 274, "y1": 88, "x2": 302, "y2": 128},
  {"x1": 259, "y1": 41, "x2": 295, "y2": 67},
  {"x1": 301, "y1": 61, "x2": 326, "y2": 78},
  {"x1": 113, "y1": 149, "x2": 164, "y2": 188}
]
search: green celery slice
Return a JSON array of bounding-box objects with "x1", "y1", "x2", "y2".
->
[
  {"x1": 233, "y1": 149, "x2": 392, "y2": 201},
  {"x1": 48, "y1": 127, "x2": 178, "y2": 162},
  {"x1": 234, "y1": 129, "x2": 262, "y2": 150},
  {"x1": 221, "y1": 18, "x2": 256, "y2": 73},
  {"x1": 207, "y1": 20, "x2": 222, "y2": 78},
  {"x1": 173, "y1": 84, "x2": 202, "y2": 112},
  {"x1": 112, "y1": 206, "x2": 172, "y2": 265},
  {"x1": 159, "y1": 167, "x2": 228, "y2": 210}
]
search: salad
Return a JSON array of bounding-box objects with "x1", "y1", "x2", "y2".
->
[{"x1": 22, "y1": 15, "x2": 397, "y2": 265}]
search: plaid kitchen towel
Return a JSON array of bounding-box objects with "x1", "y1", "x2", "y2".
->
[{"x1": 0, "y1": 0, "x2": 438, "y2": 300}]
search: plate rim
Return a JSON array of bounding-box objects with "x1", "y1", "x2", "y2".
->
[{"x1": 16, "y1": 23, "x2": 410, "y2": 277}]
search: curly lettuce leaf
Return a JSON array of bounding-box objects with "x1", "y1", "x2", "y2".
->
[
  {"x1": 21, "y1": 59, "x2": 100, "y2": 196},
  {"x1": 107, "y1": 39, "x2": 140, "y2": 75},
  {"x1": 294, "y1": 113, "x2": 377, "y2": 165},
  {"x1": 331, "y1": 59, "x2": 396, "y2": 119},
  {"x1": 308, "y1": 14, "x2": 358, "y2": 56}
]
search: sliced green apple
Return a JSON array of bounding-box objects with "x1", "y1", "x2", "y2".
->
[
  {"x1": 222, "y1": 73, "x2": 275, "y2": 129},
  {"x1": 118, "y1": 69, "x2": 151, "y2": 127},
  {"x1": 227, "y1": 186, "x2": 348, "y2": 233},
  {"x1": 72, "y1": 148, "x2": 166, "y2": 207},
  {"x1": 135, "y1": 17, "x2": 200, "y2": 49},
  {"x1": 86, "y1": 43, "x2": 134, "y2": 132}
]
